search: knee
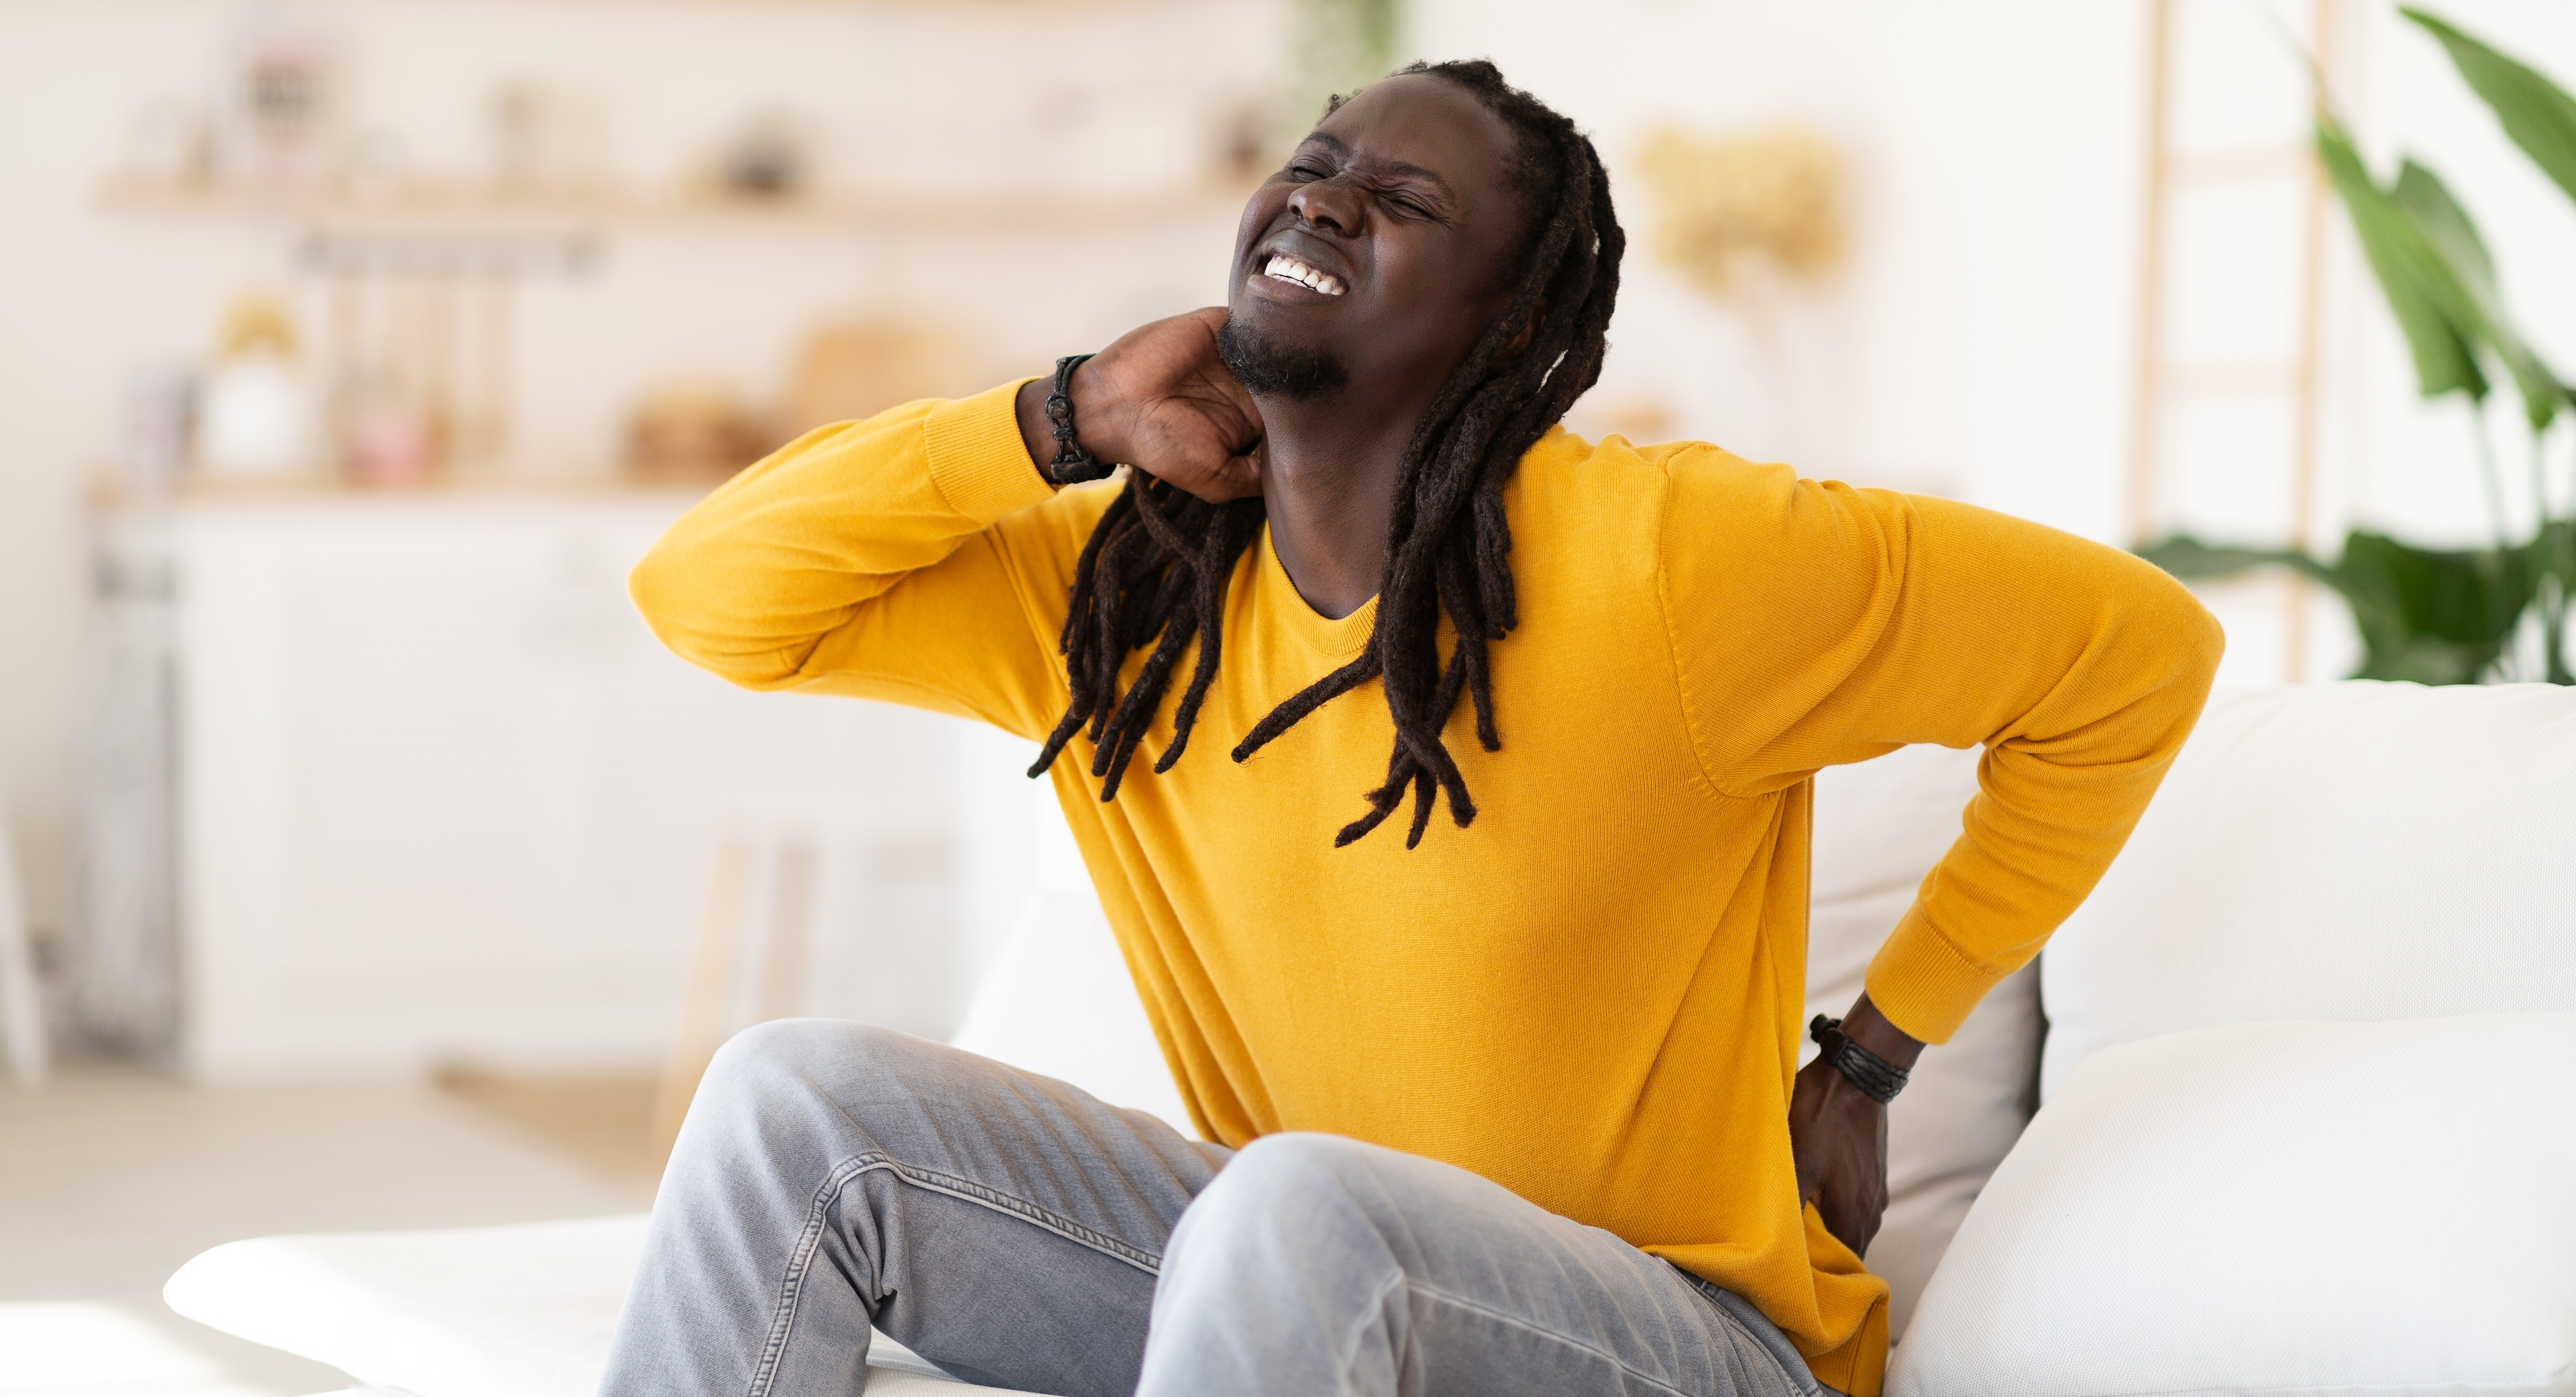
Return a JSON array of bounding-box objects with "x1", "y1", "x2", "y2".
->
[
  {"x1": 695, "y1": 1018, "x2": 930, "y2": 1121},
  {"x1": 1223, "y1": 1132, "x2": 1387, "y2": 1195},
  {"x1": 1177, "y1": 1133, "x2": 1396, "y2": 1253}
]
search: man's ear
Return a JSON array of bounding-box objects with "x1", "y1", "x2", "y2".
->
[{"x1": 1502, "y1": 302, "x2": 1546, "y2": 356}]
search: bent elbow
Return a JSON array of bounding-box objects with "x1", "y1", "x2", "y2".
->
[
  {"x1": 2131, "y1": 560, "x2": 2226, "y2": 683},
  {"x1": 626, "y1": 544, "x2": 808, "y2": 692},
  {"x1": 2170, "y1": 582, "x2": 2227, "y2": 683},
  {"x1": 626, "y1": 541, "x2": 686, "y2": 642},
  {"x1": 625, "y1": 540, "x2": 709, "y2": 666},
  {"x1": 2190, "y1": 598, "x2": 2226, "y2": 678}
]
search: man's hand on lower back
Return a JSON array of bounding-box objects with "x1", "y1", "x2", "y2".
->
[
  {"x1": 1787, "y1": 993, "x2": 1923, "y2": 1258},
  {"x1": 1788, "y1": 1052, "x2": 1891, "y2": 1257}
]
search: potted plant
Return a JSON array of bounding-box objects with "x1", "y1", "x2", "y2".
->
[{"x1": 2143, "y1": 8, "x2": 2575, "y2": 685}]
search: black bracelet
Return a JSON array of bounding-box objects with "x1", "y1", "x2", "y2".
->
[
  {"x1": 1809, "y1": 1015, "x2": 1910, "y2": 1104},
  {"x1": 1040, "y1": 353, "x2": 1114, "y2": 487}
]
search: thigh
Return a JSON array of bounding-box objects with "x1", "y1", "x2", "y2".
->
[
  {"x1": 607, "y1": 1019, "x2": 1229, "y2": 1397},
  {"x1": 1145, "y1": 1133, "x2": 1819, "y2": 1397}
]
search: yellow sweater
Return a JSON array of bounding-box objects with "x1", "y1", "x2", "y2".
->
[{"x1": 631, "y1": 381, "x2": 2223, "y2": 1395}]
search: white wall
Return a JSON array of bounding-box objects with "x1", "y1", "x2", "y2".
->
[
  {"x1": 1409, "y1": 0, "x2": 2576, "y2": 685},
  {"x1": 1409, "y1": 0, "x2": 2150, "y2": 519}
]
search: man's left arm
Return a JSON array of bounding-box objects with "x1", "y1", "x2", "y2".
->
[
  {"x1": 1823, "y1": 492, "x2": 2224, "y2": 1044},
  {"x1": 1659, "y1": 457, "x2": 2226, "y2": 1252}
]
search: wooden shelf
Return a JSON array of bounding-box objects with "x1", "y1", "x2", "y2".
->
[
  {"x1": 87, "y1": 468, "x2": 722, "y2": 513},
  {"x1": 94, "y1": 173, "x2": 1261, "y2": 236}
]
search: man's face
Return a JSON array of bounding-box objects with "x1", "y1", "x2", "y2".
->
[{"x1": 1222, "y1": 74, "x2": 1529, "y2": 407}]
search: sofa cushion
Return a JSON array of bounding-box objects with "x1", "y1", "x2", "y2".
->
[
  {"x1": 2039, "y1": 681, "x2": 2576, "y2": 1099},
  {"x1": 161, "y1": 1214, "x2": 1029, "y2": 1397},
  {"x1": 1890, "y1": 1013, "x2": 2576, "y2": 1397}
]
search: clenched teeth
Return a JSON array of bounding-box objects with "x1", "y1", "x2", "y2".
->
[{"x1": 1263, "y1": 254, "x2": 1345, "y2": 297}]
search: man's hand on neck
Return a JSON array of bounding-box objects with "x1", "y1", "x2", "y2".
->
[
  {"x1": 1013, "y1": 308, "x2": 1266, "y2": 505},
  {"x1": 1006, "y1": 308, "x2": 1436, "y2": 623}
]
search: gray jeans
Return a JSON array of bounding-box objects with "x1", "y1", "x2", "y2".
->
[{"x1": 601, "y1": 1019, "x2": 1825, "y2": 1397}]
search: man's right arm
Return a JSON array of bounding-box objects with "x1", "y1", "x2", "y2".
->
[
  {"x1": 628, "y1": 307, "x2": 1267, "y2": 740},
  {"x1": 627, "y1": 381, "x2": 1085, "y2": 740}
]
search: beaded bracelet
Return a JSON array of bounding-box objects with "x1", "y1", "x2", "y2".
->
[{"x1": 1041, "y1": 353, "x2": 1115, "y2": 487}]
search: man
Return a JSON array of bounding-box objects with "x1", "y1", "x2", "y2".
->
[{"x1": 609, "y1": 60, "x2": 2220, "y2": 1397}]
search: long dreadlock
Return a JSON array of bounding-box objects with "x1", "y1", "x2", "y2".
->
[{"x1": 1025, "y1": 58, "x2": 1625, "y2": 849}]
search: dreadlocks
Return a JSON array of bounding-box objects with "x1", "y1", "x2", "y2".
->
[{"x1": 1025, "y1": 58, "x2": 1625, "y2": 849}]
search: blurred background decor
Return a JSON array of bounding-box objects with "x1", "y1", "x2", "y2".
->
[
  {"x1": 18, "y1": 10, "x2": 1301, "y2": 1304},
  {"x1": 195, "y1": 291, "x2": 318, "y2": 479},
  {"x1": 1618, "y1": 120, "x2": 1848, "y2": 489},
  {"x1": 1288, "y1": 0, "x2": 1400, "y2": 135},
  {"x1": 783, "y1": 318, "x2": 983, "y2": 439},
  {"x1": 1635, "y1": 123, "x2": 1845, "y2": 299},
  {"x1": 625, "y1": 379, "x2": 770, "y2": 483},
  {"x1": 2144, "y1": 7, "x2": 2575, "y2": 684}
]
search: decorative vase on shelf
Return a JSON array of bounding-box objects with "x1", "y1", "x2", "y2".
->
[
  {"x1": 195, "y1": 293, "x2": 316, "y2": 478},
  {"x1": 343, "y1": 389, "x2": 439, "y2": 487}
]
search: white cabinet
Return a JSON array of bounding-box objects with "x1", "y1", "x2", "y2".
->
[{"x1": 89, "y1": 489, "x2": 1033, "y2": 1081}]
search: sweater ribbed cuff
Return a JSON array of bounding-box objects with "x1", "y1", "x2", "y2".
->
[
  {"x1": 924, "y1": 378, "x2": 1054, "y2": 523},
  {"x1": 1861, "y1": 904, "x2": 2011, "y2": 1046}
]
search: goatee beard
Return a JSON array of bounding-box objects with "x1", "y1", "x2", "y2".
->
[{"x1": 1216, "y1": 315, "x2": 1349, "y2": 401}]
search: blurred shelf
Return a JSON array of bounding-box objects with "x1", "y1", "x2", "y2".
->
[
  {"x1": 88, "y1": 468, "x2": 724, "y2": 513},
  {"x1": 94, "y1": 173, "x2": 1262, "y2": 237}
]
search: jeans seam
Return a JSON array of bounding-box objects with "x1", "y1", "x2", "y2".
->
[
  {"x1": 745, "y1": 1150, "x2": 1163, "y2": 1397},
  {"x1": 1397, "y1": 1280, "x2": 1702, "y2": 1397},
  {"x1": 871, "y1": 1156, "x2": 1167, "y2": 1273},
  {"x1": 1675, "y1": 1271, "x2": 1826, "y2": 1397},
  {"x1": 1328, "y1": 1267, "x2": 1409, "y2": 1397}
]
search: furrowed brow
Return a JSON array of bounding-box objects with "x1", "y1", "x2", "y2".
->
[{"x1": 1300, "y1": 131, "x2": 1456, "y2": 202}]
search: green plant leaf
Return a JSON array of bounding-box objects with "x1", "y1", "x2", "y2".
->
[
  {"x1": 2391, "y1": 160, "x2": 2562, "y2": 430},
  {"x1": 2390, "y1": 160, "x2": 2495, "y2": 284},
  {"x1": 2139, "y1": 529, "x2": 2537, "y2": 684},
  {"x1": 2334, "y1": 530, "x2": 2533, "y2": 681},
  {"x1": 2315, "y1": 117, "x2": 2487, "y2": 403},
  {"x1": 2136, "y1": 534, "x2": 2332, "y2": 583},
  {"x1": 2402, "y1": 8, "x2": 2576, "y2": 208},
  {"x1": 2357, "y1": 634, "x2": 2491, "y2": 685}
]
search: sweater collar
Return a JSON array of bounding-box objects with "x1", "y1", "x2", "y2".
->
[{"x1": 1257, "y1": 524, "x2": 1378, "y2": 660}]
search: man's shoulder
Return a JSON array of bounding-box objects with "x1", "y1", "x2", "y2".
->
[
  {"x1": 1521, "y1": 425, "x2": 1797, "y2": 492},
  {"x1": 1513, "y1": 426, "x2": 1822, "y2": 532},
  {"x1": 1518, "y1": 427, "x2": 1939, "y2": 607}
]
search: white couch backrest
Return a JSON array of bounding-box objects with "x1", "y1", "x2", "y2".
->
[
  {"x1": 2039, "y1": 680, "x2": 2576, "y2": 1100},
  {"x1": 948, "y1": 847, "x2": 1195, "y2": 1134}
]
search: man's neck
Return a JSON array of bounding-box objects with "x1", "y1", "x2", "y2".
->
[{"x1": 1256, "y1": 393, "x2": 1420, "y2": 621}]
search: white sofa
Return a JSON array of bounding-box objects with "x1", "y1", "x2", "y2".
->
[{"x1": 164, "y1": 681, "x2": 2576, "y2": 1397}]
